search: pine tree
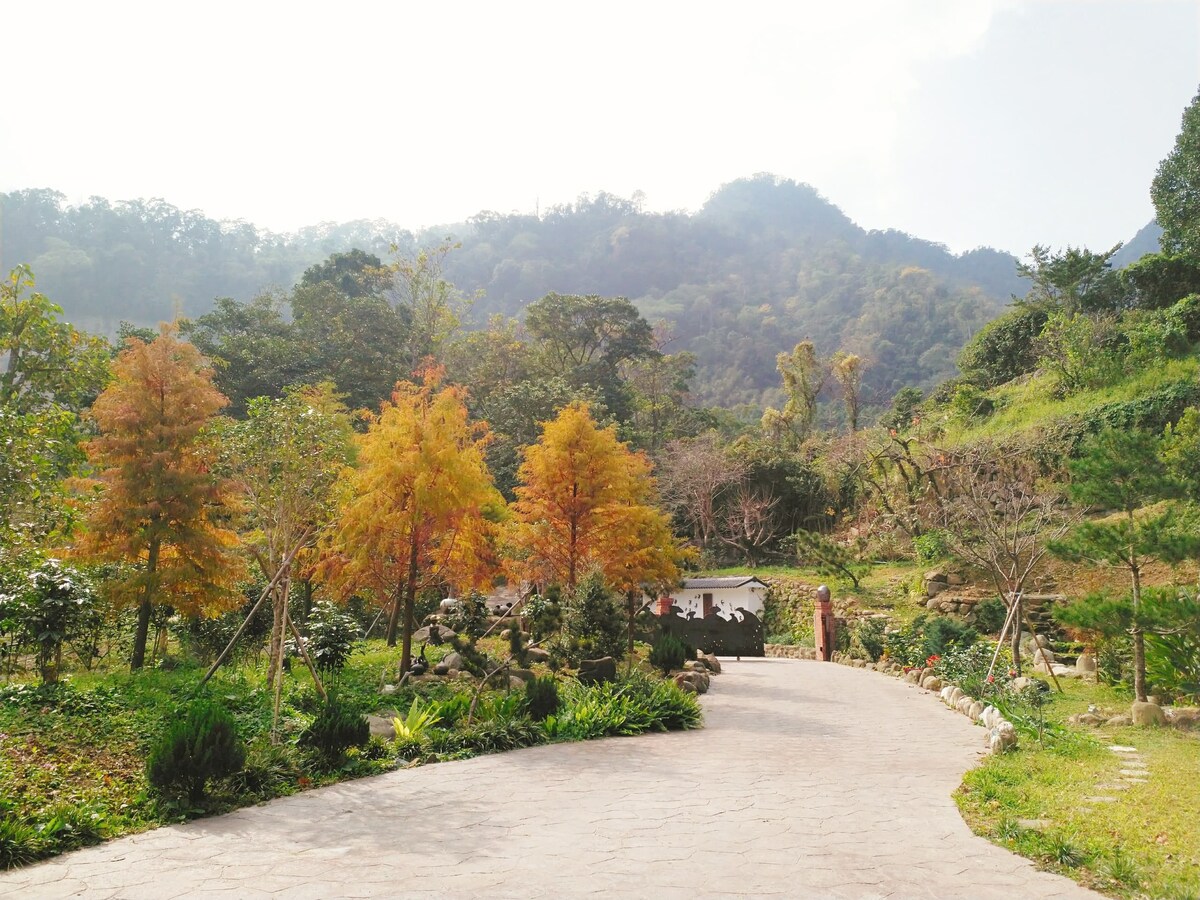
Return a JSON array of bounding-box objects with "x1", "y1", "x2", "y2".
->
[{"x1": 1050, "y1": 428, "x2": 1200, "y2": 701}]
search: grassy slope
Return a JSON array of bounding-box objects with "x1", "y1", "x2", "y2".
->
[{"x1": 938, "y1": 356, "x2": 1199, "y2": 446}]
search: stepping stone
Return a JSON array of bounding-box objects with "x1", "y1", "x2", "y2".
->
[
  {"x1": 1095, "y1": 782, "x2": 1129, "y2": 790},
  {"x1": 1017, "y1": 819, "x2": 1051, "y2": 830},
  {"x1": 1123, "y1": 777, "x2": 1148, "y2": 784},
  {"x1": 1108, "y1": 745, "x2": 1138, "y2": 753},
  {"x1": 1083, "y1": 796, "x2": 1118, "y2": 803},
  {"x1": 1119, "y1": 769, "x2": 1147, "y2": 776}
]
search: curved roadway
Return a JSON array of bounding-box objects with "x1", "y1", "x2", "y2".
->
[{"x1": 0, "y1": 658, "x2": 1100, "y2": 899}]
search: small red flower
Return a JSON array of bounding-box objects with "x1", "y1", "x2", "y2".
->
[
  {"x1": 926, "y1": 654, "x2": 941, "y2": 666},
  {"x1": 986, "y1": 674, "x2": 995, "y2": 684}
]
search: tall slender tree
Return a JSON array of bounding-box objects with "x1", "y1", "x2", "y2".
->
[
  {"x1": 80, "y1": 326, "x2": 242, "y2": 670},
  {"x1": 509, "y1": 402, "x2": 682, "y2": 592},
  {"x1": 321, "y1": 369, "x2": 501, "y2": 674},
  {"x1": 219, "y1": 384, "x2": 353, "y2": 712}
]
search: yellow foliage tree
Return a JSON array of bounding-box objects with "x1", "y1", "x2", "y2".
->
[
  {"x1": 80, "y1": 325, "x2": 243, "y2": 670},
  {"x1": 509, "y1": 402, "x2": 684, "y2": 595},
  {"x1": 321, "y1": 370, "x2": 502, "y2": 673}
]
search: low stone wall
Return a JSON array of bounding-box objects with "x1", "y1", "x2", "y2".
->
[
  {"x1": 764, "y1": 644, "x2": 819, "y2": 660},
  {"x1": 766, "y1": 646, "x2": 1018, "y2": 753}
]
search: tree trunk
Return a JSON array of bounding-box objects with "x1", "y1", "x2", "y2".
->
[
  {"x1": 1009, "y1": 593, "x2": 1023, "y2": 676},
  {"x1": 130, "y1": 538, "x2": 161, "y2": 671},
  {"x1": 1131, "y1": 565, "x2": 1147, "y2": 702},
  {"x1": 266, "y1": 582, "x2": 285, "y2": 686},
  {"x1": 627, "y1": 591, "x2": 637, "y2": 672},
  {"x1": 398, "y1": 536, "x2": 420, "y2": 672}
]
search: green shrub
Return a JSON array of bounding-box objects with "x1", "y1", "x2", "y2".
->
[
  {"x1": 0, "y1": 815, "x2": 42, "y2": 869},
  {"x1": 300, "y1": 601, "x2": 360, "y2": 675},
  {"x1": 958, "y1": 306, "x2": 1049, "y2": 388},
  {"x1": 390, "y1": 697, "x2": 438, "y2": 742},
  {"x1": 648, "y1": 634, "x2": 688, "y2": 674},
  {"x1": 923, "y1": 617, "x2": 978, "y2": 659},
  {"x1": 523, "y1": 675, "x2": 560, "y2": 722},
  {"x1": 297, "y1": 694, "x2": 369, "y2": 763},
  {"x1": 227, "y1": 739, "x2": 304, "y2": 798},
  {"x1": 933, "y1": 642, "x2": 1010, "y2": 698},
  {"x1": 146, "y1": 699, "x2": 246, "y2": 803},
  {"x1": 884, "y1": 615, "x2": 977, "y2": 667},
  {"x1": 524, "y1": 589, "x2": 563, "y2": 642},
  {"x1": 442, "y1": 592, "x2": 489, "y2": 638},
  {"x1": 973, "y1": 597, "x2": 1008, "y2": 634},
  {"x1": 848, "y1": 618, "x2": 886, "y2": 662},
  {"x1": 561, "y1": 572, "x2": 626, "y2": 663},
  {"x1": 458, "y1": 716, "x2": 544, "y2": 754},
  {"x1": 912, "y1": 530, "x2": 950, "y2": 562}
]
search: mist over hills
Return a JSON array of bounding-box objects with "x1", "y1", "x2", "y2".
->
[{"x1": 2, "y1": 174, "x2": 1144, "y2": 409}]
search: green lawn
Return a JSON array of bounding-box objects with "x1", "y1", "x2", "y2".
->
[{"x1": 956, "y1": 679, "x2": 1200, "y2": 899}]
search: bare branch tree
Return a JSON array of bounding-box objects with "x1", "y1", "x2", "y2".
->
[
  {"x1": 658, "y1": 432, "x2": 746, "y2": 551},
  {"x1": 718, "y1": 487, "x2": 781, "y2": 566},
  {"x1": 936, "y1": 443, "x2": 1080, "y2": 674}
]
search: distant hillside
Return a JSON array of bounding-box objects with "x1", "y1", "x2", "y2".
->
[
  {"x1": 2, "y1": 176, "x2": 1040, "y2": 408},
  {"x1": 1111, "y1": 220, "x2": 1163, "y2": 267}
]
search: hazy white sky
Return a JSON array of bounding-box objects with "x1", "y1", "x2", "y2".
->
[{"x1": 4, "y1": 0, "x2": 1197, "y2": 254}]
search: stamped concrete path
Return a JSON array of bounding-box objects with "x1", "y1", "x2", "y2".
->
[{"x1": 1, "y1": 659, "x2": 1101, "y2": 899}]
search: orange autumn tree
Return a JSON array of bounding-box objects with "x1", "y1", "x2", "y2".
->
[
  {"x1": 509, "y1": 402, "x2": 684, "y2": 605},
  {"x1": 80, "y1": 325, "x2": 243, "y2": 670},
  {"x1": 321, "y1": 369, "x2": 502, "y2": 673}
]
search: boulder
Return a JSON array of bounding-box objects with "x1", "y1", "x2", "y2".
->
[
  {"x1": 904, "y1": 669, "x2": 921, "y2": 684},
  {"x1": 683, "y1": 660, "x2": 708, "y2": 672},
  {"x1": 500, "y1": 628, "x2": 512, "y2": 640},
  {"x1": 926, "y1": 581, "x2": 949, "y2": 598},
  {"x1": 1075, "y1": 653, "x2": 1097, "y2": 674},
  {"x1": 509, "y1": 668, "x2": 535, "y2": 684},
  {"x1": 380, "y1": 684, "x2": 397, "y2": 695},
  {"x1": 673, "y1": 673, "x2": 698, "y2": 694},
  {"x1": 924, "y1": 569, "x2": 949, "y2": 584},
  {"x1": 579, "y1": 656, "x2": 618, "y2": 685},
  {"x1": 947, "y1": 687, "x2": 964, "y2": 707},
  {"x1": 946, "y1": 573, "x2": 966, "y2": 586},
  {"x1": 702, "y1": 654, "x2": 722, "y2": 674},
  {"x1": 925, "y1": 597, "x2": 941, "y2": 610},
  {"x1": 411, "y1": 624, "x2": 457, "y2": 644},
  {"x1": 967, "y1": 701, "x2": 984, "y2": 720},
  {"x1": 921, "y1": 676, "x2": 943, "y2": 692},
  {"x1": 957, "y1": 697, "x2": 975, "y2": 716},
  {"x1": 367, "y1": 715, "x2": 396, "y2": 740},
  {"x1": 441, "y1": 651, "x2": 466, "y2": 672},
  {"x1": 433, "y1": 662, "x2": 451, "y2": 676},
  {"x1": 526, "y1": 647, "x2": 551, "y2": 664},
  {"x1": 1131, "y1": 700, "x2": 1166, "y2": 727}
]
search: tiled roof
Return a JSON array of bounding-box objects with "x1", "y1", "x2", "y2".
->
[{"x1": 678, "y1": 576, "x2": 768, "y2": 590}]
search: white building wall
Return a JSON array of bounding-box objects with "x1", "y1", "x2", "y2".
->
[{"x1": 666, "y1": 586, "x2": 766, "y2": 620}]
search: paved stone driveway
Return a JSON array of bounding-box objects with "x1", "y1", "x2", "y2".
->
[{"x1": 0, "y1": 658, "x2": 1101, "y2": 899}]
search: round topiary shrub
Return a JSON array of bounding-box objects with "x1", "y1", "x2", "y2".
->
[{"x1": 146, "y1": 698, "x2": 246, "y2": 803}]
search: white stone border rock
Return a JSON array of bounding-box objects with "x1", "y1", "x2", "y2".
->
[{"x1": 763, "y1": 644, "x2": 1018, "y2": 753}]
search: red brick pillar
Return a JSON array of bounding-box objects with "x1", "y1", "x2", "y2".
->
[{"x1": 814, "y1": 585, "x2": 835, "y2": 661}]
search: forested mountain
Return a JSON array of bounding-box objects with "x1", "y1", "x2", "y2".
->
[{"x1": 2, "y1": 176, "x2": 1032, "y2": 408}]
